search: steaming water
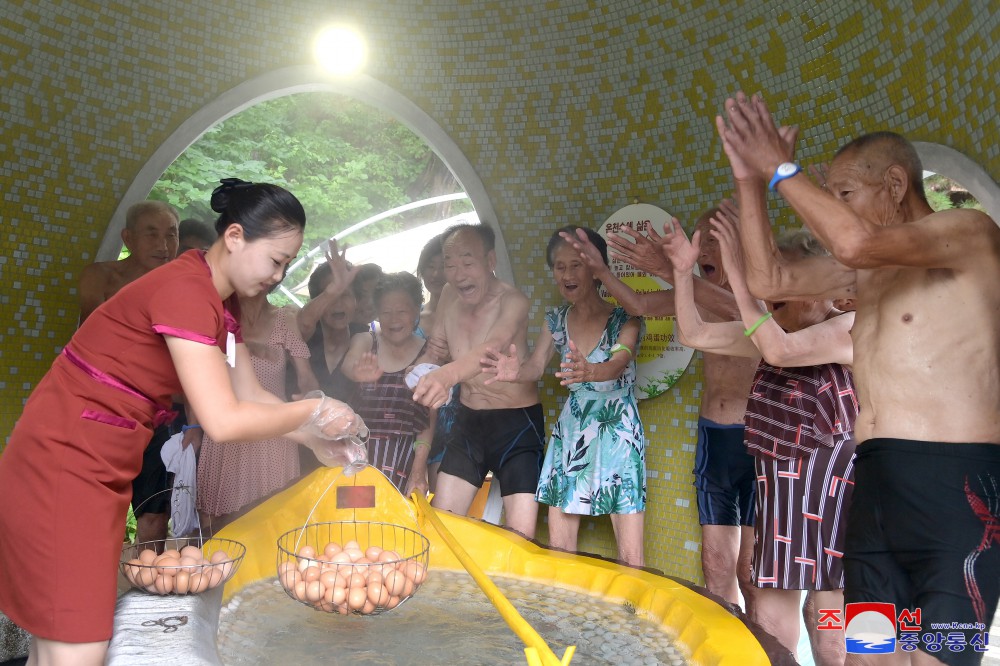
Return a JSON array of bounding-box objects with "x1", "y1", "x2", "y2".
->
[{"x1": 217, "y1": 570, "x2": 687, "y2": 665}]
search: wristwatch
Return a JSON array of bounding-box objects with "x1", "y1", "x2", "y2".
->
[{"x1": 768, "y1": 162, "x2": 802, "y2": 191}]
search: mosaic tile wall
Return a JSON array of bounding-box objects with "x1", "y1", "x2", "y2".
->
[{"x1": 1, "y1": 0, "x2": 998, "y2": 582}]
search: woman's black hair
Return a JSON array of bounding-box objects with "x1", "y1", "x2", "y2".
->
[
  {"x1": 352, "y1": 263, "x2": 384, "y2": 299},
  {"x1": 374, "y1": 271, "x2": 424, "y2": 309},
  {"x1": 417, "y1": 232, "x2": 446, "y2": 276},
  {"x1": 210, "y1": 178, "x2": 306, "y2": 241},
  {"x1": 307, "y1": 262, "x2": 332, "y2": 299},
  {"x1": 546, "y1": 225, "x2": 608, "y2": 268}
]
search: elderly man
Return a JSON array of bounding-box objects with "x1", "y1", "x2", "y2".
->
[{"x1": 718, "y1": 91, "x2": 1000, "y2": 666}]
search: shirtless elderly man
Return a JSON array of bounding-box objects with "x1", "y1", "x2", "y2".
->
[
  {"x1": 78, "y1": 201, "x2": 180, "y2": 322},
  {"x1": 563, "y1": 214, "x2": 758, "y2": 608},
  {"x1": 413, "y1": 224, "x2": 544, "y2": 539},
  {"x1": 718, "y1": 91, "x2": 1000, "y2": 666}
]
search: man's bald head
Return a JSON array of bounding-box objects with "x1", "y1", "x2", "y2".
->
[{"x1": 834, "y1": 131, "x2": 928, "y2": 205}]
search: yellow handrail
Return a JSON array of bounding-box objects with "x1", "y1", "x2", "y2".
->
[{"x1": 412, "y1": 492, "x2": 575, "y2": 666}]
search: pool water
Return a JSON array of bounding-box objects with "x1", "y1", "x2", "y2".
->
[{"x1": 218, "y1": 570, "x2": 688, "y2": 665}]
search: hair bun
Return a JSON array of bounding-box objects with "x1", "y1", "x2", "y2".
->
[{"x1": 210, "y1": 178, "x2": 254, "y2": 213}]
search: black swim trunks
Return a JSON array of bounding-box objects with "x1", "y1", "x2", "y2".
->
[
  {"x1": 130, "y1": 425, "x2": 174, "y2": 516},
  {"x1": 439, "y1": 403, "x2": 545, "y2": 496},
  {"x1": 844, "y1": 438, "x2": 1000, "y2": 666},
  {"x1": 693, "y1": 417, "x2": 756, "y2": 527}
]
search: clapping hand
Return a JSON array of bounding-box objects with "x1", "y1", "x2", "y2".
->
[
  {"x1": 660, "y1": 218, "x2": 700, "y2": 274},
  {"x1": 555, "y1": 340, "x2": 594, "y2": 386},
  {"x1": 481, "y1": 344, "x2": 522, "y2": 384},
  {"x1": 608, "y1": 224, "x2": 673, "y2": 277},
  {"x1": 560, "y1": 229, "x2": 613, "y2": 278},
  {"x1": 353, "y1": 351, "x2": 384, "y2": 384},
  {"x1": 715, "y1": 91, "x2": 798, "y2": 182}
]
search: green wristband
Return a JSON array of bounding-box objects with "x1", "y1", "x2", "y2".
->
[
  {"x1": 609, "y1": 343, "x2": 633, "y2": 357},
  {"x1": 744, "y1": 312, "x2": 773, "y2": 337},
  {"x1": 412, "y1": 439, "x2": 430, "y2": 452}
]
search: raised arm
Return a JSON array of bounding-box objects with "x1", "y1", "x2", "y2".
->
[
  {"x1": 716, "y1": 93, "x2": 857, "y2": 300},
  {"x1": 296, "y1": 239, "x2": 359, "y2": 341},
  {"x1": 660, "y1": 219, "x2": 759, "y2": 358},
  {"x1": 610, "y1": 223, "x2": 741, "y2": 319},
  {"x1": 712, "y1": 212, "x2": 854, "y2": 367}
]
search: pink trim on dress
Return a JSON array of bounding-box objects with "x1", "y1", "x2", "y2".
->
[
  {"x1": 61, "y1": 346, "x2": 177, "y2": 428},
  {"x1": 80, "y1": 409, "x2": 137, "y2": 430},
  {"x1": 151, "y1": 324, "x2": 218, "y2": 345}
]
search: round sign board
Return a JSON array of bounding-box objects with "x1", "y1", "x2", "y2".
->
[{"x1": 598, "y1": 203, "x2": 695, "y2": 400}]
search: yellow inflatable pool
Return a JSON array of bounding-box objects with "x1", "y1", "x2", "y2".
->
[{"x1": 217, "y1": 467, "x2": 769, "y2": 666}]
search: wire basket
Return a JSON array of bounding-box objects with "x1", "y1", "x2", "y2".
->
[
  {"x1": 276, "y1": 521, "x2": 430, "y2": 615},
  {"x1": 120, "y1": 537, "x2": 245, "y2": 595}
]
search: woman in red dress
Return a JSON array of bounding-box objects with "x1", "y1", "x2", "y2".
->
[{"x1": 0, "y1": 179, "x2": 365, "y2": 665}]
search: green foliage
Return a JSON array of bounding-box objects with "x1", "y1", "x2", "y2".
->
[
  {"x1": 923, "y1": 173, "x2": 985, "y2": 213},
  {"x1": 125, "y1": 504, "x2": 137, "y2": 544},
  {"x1": 150, "y1": 92, "x2": 468, "y2": 260}
]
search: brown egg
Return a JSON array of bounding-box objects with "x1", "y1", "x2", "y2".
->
[
  {"x1": 405, "y1": 561, "x2": 427, "y2": 585},
  {"x1": 324, "y1": 583, "x2": 347, "y2": 608},
  {"x1": 277, "y1": 561, "x2": 296, "y2": 576},
  {"x1": 348, "y1": 572, "x2": 367, "y2": 589},
  {"x1": 366, "y1": 580, "x2": 388, "y2": 606},
  {"x1": 123, "y1": 559, "x2": 142, "y2": 586},
  {"x1": 179, "y1": 556, "x2": 201, "y2": 573},
  {"x1": 385, "y1": 595, "x2": 401, "y2": 609},
  {"x1": 323, "y1": 542, "x2": 342, "y2": 559},
  {"x1": 297, "y1": 544, "x2": 317, "y2": 559},
  {"x1": 361, "y1": 599, "x2": 376, "y2": 615},
  {"x1": 344, "y1": 548, "x2": 364, "y2": 563},
  {"x1": 401, "y1": 576, "x2": 415, "y2": 597},
  {"x1": 161, "y1": 548, "x2": 182, "y2": 561},
  {"x1": 189, "y1": 572, "x2": 210, "y2": 594},
  {"x1": 136, "y1": 565, "x2": 157, "y2": 587},
  {"x1": 329, "y1": 551, "x2": 353, "y2": 566},
  {"x1": 138, "y1": 549, "x2": 158, "y2": 565},
  {"x1": 206, "y1": 566, "x2": 225, "y2": 588},
  {"x1": 302, "y1": 566, "x2": 322, "y2": 583},
  {"x1": 305, "y1": 580, "x2": 325, "y2": 603},
  {"x1": 209, "y1": 550, "x2": 229, "y2": 564},
  {"x1": 153, "y1": 574, "x2": 174, "y2": 595},
  {"x1": 378, "y1": 549, "x2": 401, "y2": 563},
  {"x1": 367, "y1": 570, "x2": 384, "y2": 587},
  {"x1": 347, "y1": 586, "x2": 367, "y2": 611},
  {"x1": 180, "y1": 545, "x2": 203, "y2": 561},
  {"x1": 319, "y1": 570, "x2": 342, "y2": 590},
  {"x1": 279, "y1": 569, "x2": 302, "y2": 591},
  {"x1": 343, "y1": 540, "x2": 361, "y2": 552},
  {"x1": 293, "y1": 580, "x2": 309, "y2": 602},
  {"x1": 384, "y1": 570, "x2": 406, "y2": 596},
  {"x1": 175, "y1": 571, "x2": 191, "y2": 595},
  {"x1": 364, "y1": 546, "x2": 383, "y2": 561},
  {"x1": 155, "y1": 556, "x2": 181, "y2": 576}
]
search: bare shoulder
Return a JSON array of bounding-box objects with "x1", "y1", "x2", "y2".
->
[
  {"x1": 497, "y1": 280, "x2": 530, "y2": 306},
  {"x1": 925, "y1": 207, "x2": 999, "y2": 235},
  {"x1": 78, "y1": 260, "x2": 115, "y2": 285}
]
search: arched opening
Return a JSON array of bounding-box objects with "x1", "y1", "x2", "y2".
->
[
  {"x1": 99, "y1": 66, "x2": 510, "y2": 281},
  {"x1": 914, "y1": 141, "x2": 1000, "y2": 221}
]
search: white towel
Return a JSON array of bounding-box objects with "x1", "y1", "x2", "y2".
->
[{"x1": 160, "y1": 433, "x2": 199, "y2": 537}]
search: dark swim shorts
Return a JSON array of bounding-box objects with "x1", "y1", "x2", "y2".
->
[
  {"x1": 692, "y1": 417, "x2": 756, "y2": 527},
  {"x1": 844, "y1": 438, "x2": 1000, "y2": 666},
  {"x1": 130, "y1": 424, "x2": 174, "y2": 516},
  {"x1": 439, "y1": 403, "x2": 545, "y2": 496}
]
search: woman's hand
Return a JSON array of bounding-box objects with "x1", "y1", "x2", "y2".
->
[
  {"x1": 353, "y1": 351, "x2": 384, "y2": 384},
  {"x1": 480, "y1": 344, "x2": 521, "y2": 384},
  {"x1": 404, "y1": 467, "x2": 429, "y2": 497},
  {"x1": 299, "y1": 392, "x2": 369, "y2": 441},
  {"x1": 323, "y1": 238, "x2": 360, "y2": 297},
  {"x1": 555, "y1": 340, "x2": 594, "y2": 386}
]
